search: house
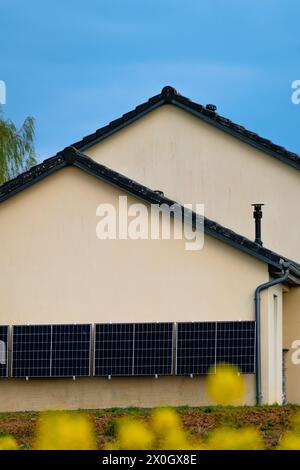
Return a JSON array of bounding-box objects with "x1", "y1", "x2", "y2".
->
[{"x1": 0, "y1": 86, "x2": 300, "y2": 411}]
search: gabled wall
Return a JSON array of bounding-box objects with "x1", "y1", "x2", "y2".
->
[
  {"x1": 0, "y1": 166, "x2": 269, "y2": 410},
  {"x1": 0, "y1": 166, "x2": 267, "y2": 325},
  {"x1": 85, "y1": 105, "x2": 300, "y2": 263}
]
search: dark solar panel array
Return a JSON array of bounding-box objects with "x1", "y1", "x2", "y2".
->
[
  {"x1": 0, "y1": 326, "x2": 9, "y2": 378},
  {"x1": 176, "y1": 321, "x2": 256, "y2": 375},
  {"x1": 9, "y1": 320, "x2": 255, "y2": 378}
]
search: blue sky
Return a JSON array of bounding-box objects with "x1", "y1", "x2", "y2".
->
[{"x1": 1, "y1": 0, "x2": 300, "y2": 160}]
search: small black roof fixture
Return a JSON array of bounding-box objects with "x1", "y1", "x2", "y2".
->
[
  {"x1": 206, "y1": 104, "x2": 217, "y2": 112},
  {"x1": 252, "y1": 203, "x2": 264, "y2": 246}
]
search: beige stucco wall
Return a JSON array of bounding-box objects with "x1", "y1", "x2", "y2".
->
[
  {"x1": 0, "y1": 376, "x2": 256, "y2": 412},
  {"x1": 85, "y1": 105, "x2": 300, "y2": 264},
  {"x1": 283, "y1": 288, "x2": 300, "y2": 403},
  {"x1": 0, "y1": 166, "x2": 269, "y2": 410}
]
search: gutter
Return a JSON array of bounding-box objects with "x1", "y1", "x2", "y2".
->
[{"x1": 255, "y1": 262, "x2": 290, "y2": 405}]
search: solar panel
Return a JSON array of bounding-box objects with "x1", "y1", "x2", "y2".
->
[
  {"x1": 94, "y1": 323, "x2": 174, "y2": 377},
  {"x1": 12, "y1": 325, "x2": 51, "y2": 377},
  {"x1": 133, "y1": 323, "x2": 173, "y2": 376},
  {"x1": 0, "y1": 326, "x2": 8, "y2": 378},
  {"x1": 176, "y1": 322, "x2": 217, "y2": 375},
  {"x1": 12, "y1": 324, "x2": 92, "y2": 378},
  {"x1": 94, "y1": 323, "x2": 134, "y2": 376},
  {"x1": 51, "y1": 324, "x2": 91, "y2": 377},
  {"x1": 216, "y1": 321, "x2": 256, "y2": 373}
]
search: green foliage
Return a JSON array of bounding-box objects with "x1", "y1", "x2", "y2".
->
[
  {"x1": 0, "y1": 108, "x2": 37, "y2": 184},
  {"x1": 105, "y1": 419, "x2": 118, "y2": 438},
  {"x1": 105, "y1": 407, "x2": 147, "y2": 415},
  {"x1": 201, "y1": 406, "x2": 215, "y2": 413}
]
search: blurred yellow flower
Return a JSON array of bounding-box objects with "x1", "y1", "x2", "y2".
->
[
  {"x1": 117, "y1": 419, "x2": 154, "y2": 450},
  {"x1": 152, "y1": 409, "x2": 203, "y2": 449},
  {"x1": 111, "y1": 410, "x2": 202, "y2": 450},
  {"x1": 290, "y1": 411, "x2": 300, "y2": 432},
  {"x1": 206, "y1": 426, "x2": 264, "y2": 450},
  {"x1": 278, "y1": 433, "x2": 300, "y2": 450},
  {"x1": 151, "y1": 408, "x2": 181, "y2": 434},
  {"x1": 160, "y1": 427, "x2": 190, "y2": 450},
  {"x1": 0, "y1": 436, "x2": 19, "y2": 450},
  {"x1": 34, "y1": 411, "x2": 97, "y2": 450},
  {"x1": 207, "y1": 364, "x2": 245, "y2": 405},
  {"x1": 278, "y1": 411, "x2": 300, "y2": 449}
]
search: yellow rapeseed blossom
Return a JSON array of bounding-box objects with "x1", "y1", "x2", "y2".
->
[
  {"x1": 206, "y1": 426, "x2": 264, "y2": 450},
  {"x1": 206, "y1": 364, "x2": 245, "y2": 405},
  {"x1": 103, "y1": 441, "x2": 121, "y2": 450},
  {"x1": 160, "y1": 427, "x2": 190, "y2": 450},
  {"x1": 278, "y1": 433, "x2": 300, "y2": 450},
  {"x1": 151, "y1": 408, "x2": 181, "y2": 434},
  {"x1": 289, "y1": 411, "x2": 300, "y2": 432},
  {"x1": 117, "y1": 419, "x2": 154, "y2": 450},
  {"x1": 110, "y1": 409, "x2": 203, "y2": 450},
  {"x1": 0, "y1": 436, "x2": 19, "y2": 450},
  {"x1": 278, "y1": 411, "x2": 300, "y2": 449},
  {"x1": 151, "y1": 408, "x2": 203, "y2": 450},
  {"x1": 109, "y1": 409, "x2": 199, "y2": 450},
  {"x1": 34, "y1": 411, "x2": 97, "y2": 450}
]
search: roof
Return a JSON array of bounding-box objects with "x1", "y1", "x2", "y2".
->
[
  {"x1": 1, "y1": 145, "x2": 300, "y2": 283},
  {"x1": 71, "y1": 86, "x2": 300, "y2": 172}
]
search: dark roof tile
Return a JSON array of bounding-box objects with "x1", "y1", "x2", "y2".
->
[{"x1": 96, "y1": 125, "x2": 110, "y2": 136}]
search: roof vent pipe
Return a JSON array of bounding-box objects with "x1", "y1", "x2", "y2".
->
[{"x1": 252, "y1": 203, "x2": 264, "y2": 246}]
